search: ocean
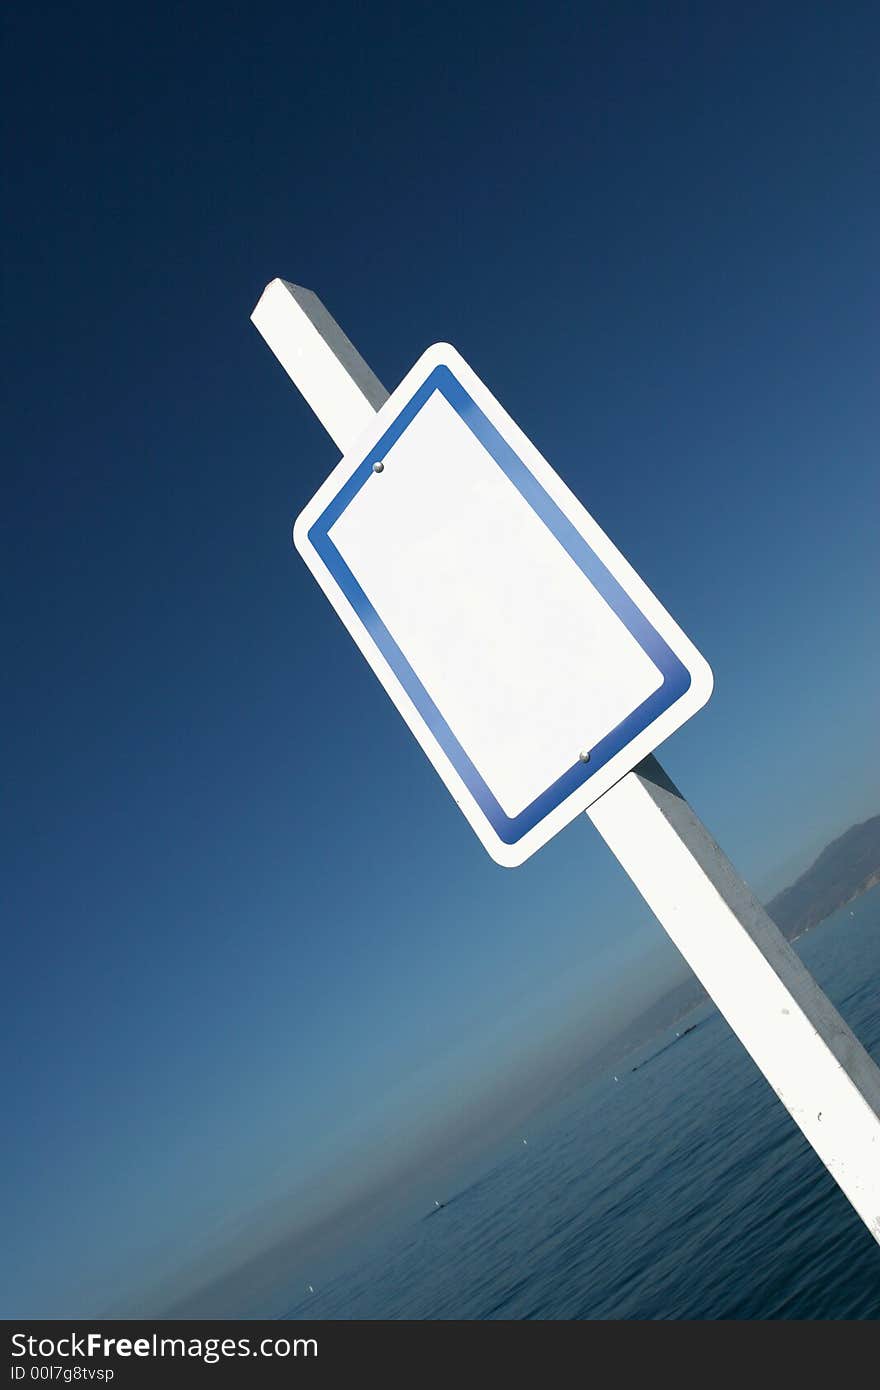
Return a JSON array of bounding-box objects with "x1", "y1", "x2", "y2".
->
[{"x1": 284, "y1": 887, "x2": 880, "y2": 1320}]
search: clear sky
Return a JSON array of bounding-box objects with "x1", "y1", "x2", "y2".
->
[{"x1": 3, "y1": 2, "x2": 878, "y2": 1317}]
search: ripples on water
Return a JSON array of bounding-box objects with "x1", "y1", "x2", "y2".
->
[{"x1": 284, "y1": 891, "x2": 880, "y2": 1319}]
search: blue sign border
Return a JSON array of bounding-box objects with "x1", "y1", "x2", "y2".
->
[{"x1": 309, "y1": 365, "x2": 691, "y2": 847}]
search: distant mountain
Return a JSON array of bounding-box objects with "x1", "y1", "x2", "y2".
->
[{"x1": 766, "y1": 814, "x2": 880, "y2": 941}]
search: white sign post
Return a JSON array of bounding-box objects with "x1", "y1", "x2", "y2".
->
[{"x1": 251, "y1": 278, "x2": 880, "y2": 1241}]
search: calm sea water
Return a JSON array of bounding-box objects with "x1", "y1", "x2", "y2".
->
[{"x1": 285, "y1": 888, "x2": 880, "y2": 1319}]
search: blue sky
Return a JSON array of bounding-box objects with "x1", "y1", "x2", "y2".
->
[{"x1": 3, "y1": 2, "x2": 878, "y2": 1316}]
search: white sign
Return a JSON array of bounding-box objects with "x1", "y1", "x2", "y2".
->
[{"x1": 294, "y1": 344, "x2": 712, "y2": 865}]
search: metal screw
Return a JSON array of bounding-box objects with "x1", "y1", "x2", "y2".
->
[
  {"x1": 372, "y1": 460, "x2": 384, "y2": 473},
  {"x1": 578, "y1": 750, "x2": 591, "y2": 764}
]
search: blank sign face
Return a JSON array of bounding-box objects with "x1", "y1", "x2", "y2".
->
[
  {"x1": 330, "y1": 393, "x2": 663, "y2": 816},
  {"x1": 294, "y1": 345, "x2": 712, "y2": 866}
]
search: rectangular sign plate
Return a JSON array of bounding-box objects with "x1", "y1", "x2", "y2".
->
[{"x1": 294, "y1": 344, "x2": 712, "y2": 866}]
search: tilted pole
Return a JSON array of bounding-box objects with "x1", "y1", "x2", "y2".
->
[{"x1": 251, "y1": 277, "x2": 880, "y2": 1242}]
